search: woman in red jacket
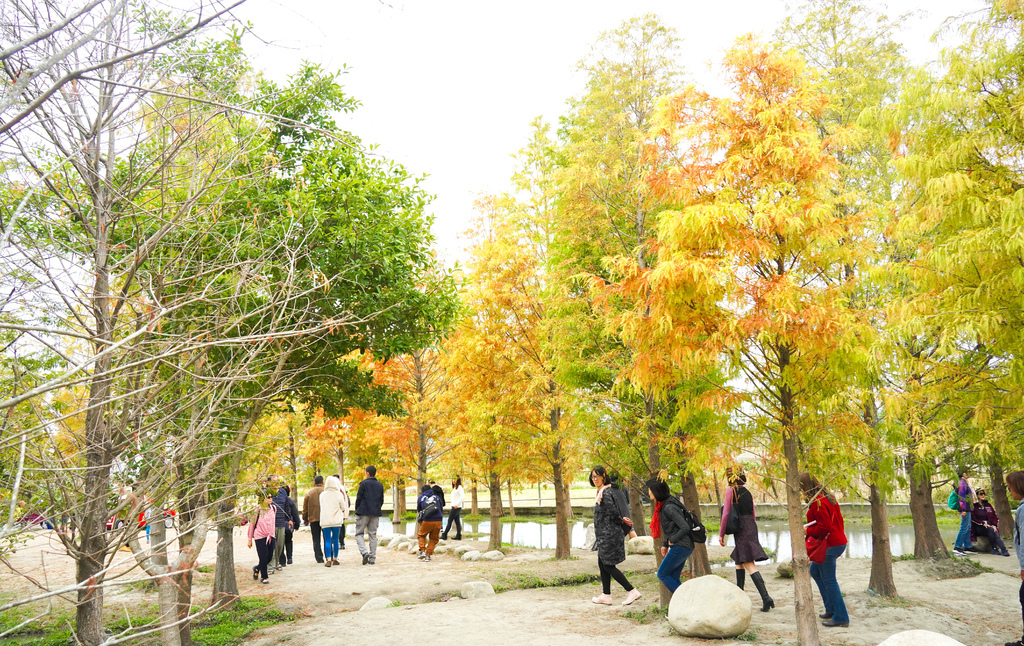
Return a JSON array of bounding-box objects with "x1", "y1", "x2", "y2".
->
[{"x1": 800, "y1": 473, "x2": 849, "y2": 628}]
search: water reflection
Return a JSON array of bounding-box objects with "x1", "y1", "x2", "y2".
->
[{"x1": 375, "y1": 518, "x2": 959, "y2": 562}]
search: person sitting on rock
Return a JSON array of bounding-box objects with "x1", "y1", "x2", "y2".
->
[{"x1": 972, "y1": 488, "x2": 1010, "y2": 556}]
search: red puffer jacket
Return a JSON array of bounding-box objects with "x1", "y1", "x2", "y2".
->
[{"x1": 806, "y1": 496, "x2": 847, "y2": 548}]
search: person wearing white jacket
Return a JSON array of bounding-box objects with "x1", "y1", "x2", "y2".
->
[
  {"x1": 441, "y1": 477, "x2": 465, "y2": 541},
  {"x1": 319, "y1": 476, "x2": 348, "y2": 567}
]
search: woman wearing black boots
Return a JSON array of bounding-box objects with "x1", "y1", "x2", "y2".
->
[{"x1": 718, "y1": 469, "x2": 774, "y2": 612}]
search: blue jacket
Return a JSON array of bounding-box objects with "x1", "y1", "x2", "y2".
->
[
  {"x1": 355, "y1": 476, "x2": 384, "y2": 517},
  {"x1": 1015, "y1": 504, "x2": 1024, "y2": 571},
  {"x1": 417, "y1": 490, "x2": 443, "y2": 523},
  {"x1": 272, "y1": 487, "x2": 294, "y2": 528}
]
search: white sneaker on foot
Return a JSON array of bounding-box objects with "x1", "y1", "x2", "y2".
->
[
  {"x1": 591, "y1": 593, "x2": 613, "y2": 605},
  {"x1": 622, "y1": 589, "x2": 642, "y2": 606}
]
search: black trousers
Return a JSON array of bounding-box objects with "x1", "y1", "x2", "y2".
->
[
  {"x1": 1018, "y1": 580, "x2": 1024, "y2": 641},
  {"x1": 254, "y1": 537, "x2": 274, "y2": 580},
  {"x1": 598, "y1": 559, "x2": 633, "y2": 595},
  {"x1": 443, "y1": 507, "x2": 462, "y2": 538},
  {"x1": 310, "y1": 521, "x2": 323, "y2": 562},
  {"x1": 339, "y1": 522, "x2": 346, "y2": 547},
  {"x1": 280, "y1": 528, "x2": 293, "y2": 565}
]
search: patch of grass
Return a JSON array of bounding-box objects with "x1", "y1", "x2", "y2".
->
[
  {"x1": 867, "y1": 595, "x2": 914, "y2": 609},
  {"x1": 191, "y1": 596, "x2": 294, "y2": 646},
  {"x1": 622, "y1": 603, "x2": 664, "y2": 624},
  {"x1": 736, "y1": 627, "x2": 760, "y2": 642},
  {"x1": 894, "y1": 553, "x2": 917, "y2": 562},
  {"x1": 493, "y1": 570, "x2": 599, "y2": 592},
  {"x1": 197, "y1": 564, "x2": 215, "y2": 573}
]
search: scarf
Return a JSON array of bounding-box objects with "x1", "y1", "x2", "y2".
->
[{"x1": 650, "y1": 500, "x2": 663, "y2": 539}]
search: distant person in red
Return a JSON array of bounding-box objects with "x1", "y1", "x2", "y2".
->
[{"x1": 800, "y1": 472, "x2": 849, "y2": 628}]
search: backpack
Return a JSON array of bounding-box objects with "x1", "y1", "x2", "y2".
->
[
  {"x1": 947, "y1": 489, "x2": 959, "y2": 511},
  {"x1": 417, "y1": 494, "x2": 439, "y2": 522},
  {"x1": 681, "y1": 505, "x2": 707, "y2": 544}
]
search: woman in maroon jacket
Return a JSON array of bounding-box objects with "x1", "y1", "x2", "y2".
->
[
  {"x1": 800, "y1": 473, "x2": 849, "y2": 628},
  {"x1": 972, "y1": 488, "x2": 1010, "y2": 556}
]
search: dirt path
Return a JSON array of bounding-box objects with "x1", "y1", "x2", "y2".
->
[{"x1": 4, "y1": 525, "x2": 1024, "y2": 645}]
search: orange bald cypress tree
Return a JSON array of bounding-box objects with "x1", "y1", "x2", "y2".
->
[{"x1": 615, "y1": 38, "x2": 870, "y2": 645}]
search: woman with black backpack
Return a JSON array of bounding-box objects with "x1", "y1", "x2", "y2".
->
[
  {"x1": 590, "y1": 465, "x2": 642, "y2": 606},
  {"x1": 719, "y1": 469, "x2": 774, "y2": 612},
  {"x1": 647, "y1": 478, "x2": 693, "y2": 593}
]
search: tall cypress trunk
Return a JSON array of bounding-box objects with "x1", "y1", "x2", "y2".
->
[
  {"x1": 628, "y1": 474, "x2": 647, "y2": 537},
  {"x1": 470, "y1": 480, "x2": 479, "y2": 515},
  {"x1": 907, "y1": 450, "x2": 948, "y2": 558},
  {"x1": 551, "y1": 438, "x2": 571, "y2": 559},
  {"x1": 506, "y1": 480, "x2": 516, "y2": 518},
  {"x1": 488, "y1": 471, "x2": 502, "y2": 551},
  {"x1": 681, "y1": 471, "x2": 711, "y2": 577},
  {"x1": 990, "y1": 454, "x2": 1014, "y2": 540},
  {"x1": 864, "y1": 396, "x2": 896, "y2": 597}
]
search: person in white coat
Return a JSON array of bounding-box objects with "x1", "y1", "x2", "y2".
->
[
  {"x1": 319, "y1": 476, "x2": 348, "y2": 567},
  {"x1": 441, "y1": 476, "x2": 464, "y2": 541}
]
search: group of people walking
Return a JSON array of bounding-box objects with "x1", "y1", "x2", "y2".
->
[
  {"x1": 247, "y1": 466, "x2": 388, "y2": 582},
  {"x1": 587, "y1": 465, "x2": 849, "y2": 628}
]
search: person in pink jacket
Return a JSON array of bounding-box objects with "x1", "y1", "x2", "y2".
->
[{"x1": 247, "y1": 493, "x2": 277, "y2": 584}]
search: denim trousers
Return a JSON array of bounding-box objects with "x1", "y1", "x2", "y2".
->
[
  {"x1": 322, "y1": 526, "x2": 340, "y2": 559},
  {"x1": 809, "y1": 543, "x2": 848, "y2": 623},
  {"x1": 954, "y1": 511, "x2": 973, "y2": 549},
  {"x1": 656, "y1": 544, "x2": 693, "y2": 593}
]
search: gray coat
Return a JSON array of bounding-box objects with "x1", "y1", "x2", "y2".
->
[
  {"x1": 659, "y1": 496, "x2": 694, "y2": 551},
  {"x1": 594, "y1": 487, "x2": 627, "y2": 566}
]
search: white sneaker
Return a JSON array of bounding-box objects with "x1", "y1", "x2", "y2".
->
[
  {"x1": 591, "y1": 594, "x2": 613, "y2": 605},
  {"x1": 622, "y1": 589, "x2": 642, "y2": 606}
]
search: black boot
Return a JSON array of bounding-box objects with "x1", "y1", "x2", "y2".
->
[
  {"x1": 750, "y1": 571, "x2": 775, "y2": 612},
  {"x1": 735, "y1": 569, "x2": 745, "y2": 589}
]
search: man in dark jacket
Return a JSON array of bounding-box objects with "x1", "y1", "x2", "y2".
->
[
  {"x1": 429, "y1": 480, "x2": 445, "y2": 518},
  {"x1": 279, "y1": 484, "x2": 301, "y2": 566},
  {"x1": 354, "y1": 465, "x2": 384, "y2": 565},
  {"x1": 271, "y1": 485, "x2": 294, "y2": 569}
]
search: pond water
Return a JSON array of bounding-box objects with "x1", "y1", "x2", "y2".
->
[{"x1": 374, "y1": 518, "x2": 960, "y2": 563}]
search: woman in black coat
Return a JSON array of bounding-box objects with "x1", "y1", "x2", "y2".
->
[{"x1": 590, "y1": 466, "x2": 642, "y2": 606}]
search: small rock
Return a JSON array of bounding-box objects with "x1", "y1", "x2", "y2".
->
[
  {"x1": 668, "y1": 574, "x2": 751, "y2": 638},
  {"x1": 461, "y1": 550, "x2": 481, "y2": 561},
  {"x1": 359, "y1": 597, "x2": 393, "y2": 612},
  {"x1": 776, "y1": 559, "x2": 794, "y2": 578},
  {"x1": 460, "y1": 581, "x2": 495, "y2": 598},
  {"x1": 877, "y1": 630, "x2": 967, "y2": 646},
  {"x1": 437, "y1": 539, "x2": 447, "y2": 546},
  {"x1": 583, "y1": 523, "x2": 596, "y2": 550},
  {"x1": 454, "y1": 545, "x2": 474, "y2": 556},
  {"x1": 626, "y1": 535, "x2": 655, "y2": 555},
  {"x1": 407, "y1": 543, "x2": 419, "y2": 554},
  {"x1": 479, "y1": 550, "x2": 504, "y2": 561},
  {"x1": 433, "y1": 545, "x2": 448, "y2": 554},
  {"x1": 387, "y1": 536, "x2": 406, "y2": 548}
]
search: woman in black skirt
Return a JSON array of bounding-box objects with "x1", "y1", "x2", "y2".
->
[{"x1": 718, "y1": 469, "x2": 774, "y2": 611}]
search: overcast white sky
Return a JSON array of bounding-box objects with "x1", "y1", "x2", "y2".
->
[{"x1": 232, "y1": 0, "x2": 987, "y2": 265}]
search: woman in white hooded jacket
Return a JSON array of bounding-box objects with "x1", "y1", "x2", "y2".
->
[{"x1": 319, "y1": 476, "x2": 348, "y2": 566}]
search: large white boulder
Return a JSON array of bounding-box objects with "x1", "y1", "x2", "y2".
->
[
  {"x1": 668, "y1": 574, "x2": 751, "y2": 638},
  {"x1": 461, "y1": 550, "x2": 481, "y2": 561},
  {"x1": 454, "y1": 544, "x2": 474, "y2": 556},
  {"x1": 626, "y1": 535, "x2": 655, "y2": 555},
  {"x1": 877, "y1": 630, "x2": 967, "y2": 646},
  {"x1": 406, "y1": 543, "x2": 419, "y2": 554},
  {"x1": 479, "y1": 550, "x2": 504, "y2": 561},
  {"x1": 460, "y1": 581, "x2": 495, "y2": 598},
  {"x1": 359, "y1": 597, "x2": 394, "y2": 611},
  {"x1": 583, "y1": 523, "x2": 597, "y2": 550}
]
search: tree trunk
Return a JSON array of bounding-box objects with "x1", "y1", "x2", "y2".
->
[
  {"x1": 335, "y1": 447, "x2": 345, "y2": 484},
  {"x1": 393, "y1": 478, "x2": 406, "y2": 523},
  {"x1": 990, "y1": 454, "x2": 1014, "y2": 541},
  {"x1": 417, "y1": 422, "x2": 428, "y2": 490},
  {"x1": 681, "y1": 471, "x2": 711, "y2": 577},
  {"x1": 907, "y1": 451, "x2": 948, "y2": 558},
  {"x1": 552, "y1": 455, "x2": 571, "y2": 559},
  {"x1": 562, "y1": 479, "x2": 574, "y2": 521},
  {"x1": 471, "y1": 480, "x2": 479, "y2": 515},
  {"x1": 287, "y1": 423, "x2": 298, "y2": 500},
  {"x1": 506, "y1": 480, "x2": 515, "y2": 518},
  {"x1": 653, "y1": 545, "x2": 671, "y2": 609},
  {"x1": 867, "y1": 478, "x2": 897, "y2": 597},
  {"x1": 783, "y1": 429, "x2": 820, "y2": 646},
  {"x1": 628, "y1": 474, "x2": 647, "y2": 537},
  {"x1": 210, "y1": 501, "x2": 239, "y2": 608},
  {"x1": 488, "y1": 471, "x2": 502, "y2": 551},
  {"x1": 76, "y1": 453, "x2": 111, "y2": 646}
]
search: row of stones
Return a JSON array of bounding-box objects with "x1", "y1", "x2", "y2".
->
[
  {"x1": 357, "y1": 581, "x2": 495, "y2": 612},
  {"x1": 377, "y1": 534, "x2": 505, "y2": 561}
]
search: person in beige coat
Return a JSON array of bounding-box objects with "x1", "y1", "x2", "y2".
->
[{"x1": 319, "y1": 476, "x2": 348, "y2": 566}]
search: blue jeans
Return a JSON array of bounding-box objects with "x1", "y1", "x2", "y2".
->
[
  {"x1": 809, "y1": 544, "x2": 848, "y2": 623},
  {"x1": 323, "y1": 526, "x2": 340, "y2": 559},
  {"x1": 657, "y1": 544, "x2": 693, "y2": 593},
  {"x1": 954, "y1": 511, "x2": 973, "y2": 549}
]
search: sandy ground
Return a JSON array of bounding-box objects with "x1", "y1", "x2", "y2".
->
[{"x1": 3, "y1": 524, "x2": 1024, "y2": 645}]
